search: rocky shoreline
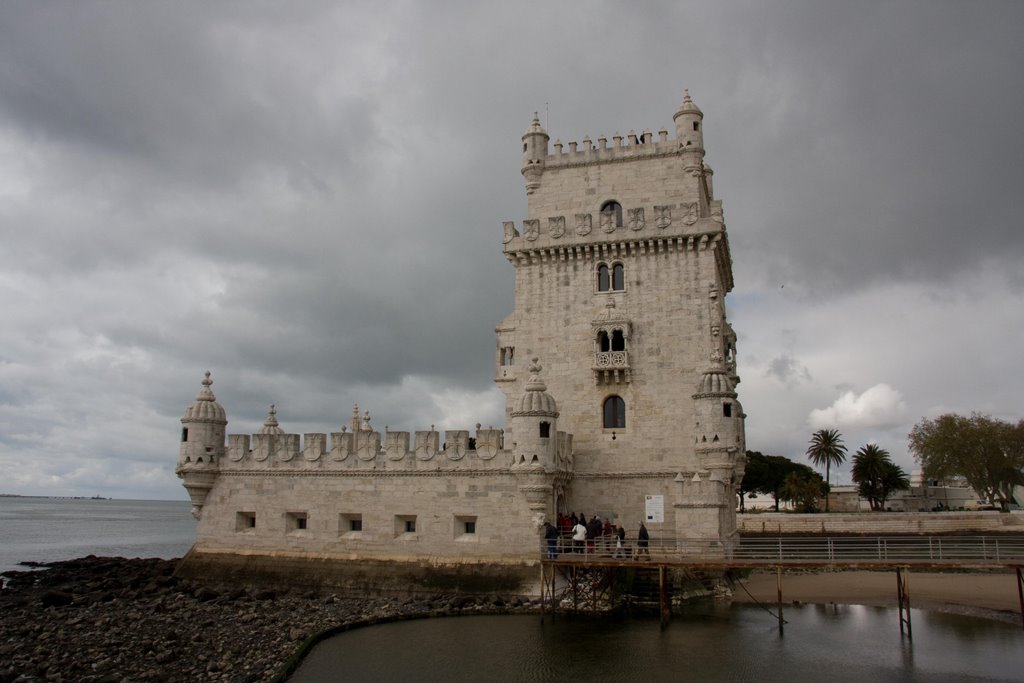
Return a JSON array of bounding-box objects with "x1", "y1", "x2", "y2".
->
[{"x1": 0, "y1": 556, "x2": 542, "y2": 683}]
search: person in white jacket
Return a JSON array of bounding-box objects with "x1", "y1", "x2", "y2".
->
[{"x1": 572, "y1": 521, "x2": 587, "y2": 554}]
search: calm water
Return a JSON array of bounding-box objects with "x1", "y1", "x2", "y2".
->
[
  {"x1": 289, "y1": 607, "x2": 1024, "y2": 683},
  {"x1": 0, "y1": 497, "x2": 194, "y2": 573}
]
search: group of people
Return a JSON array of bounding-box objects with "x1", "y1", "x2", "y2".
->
[{"x1": 542, "y1": 512, "x2": 649, "y2": 560}]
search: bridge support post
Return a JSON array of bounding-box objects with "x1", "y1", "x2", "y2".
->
[
  {"x1": 659, "y1": 565, "x2": 670, "y2": 629},
  {"x1": 1016, "y1": 567, "x2": 1024, "y2": 631},
  {"x1": 896, "y1": 567, "x2": 912, "y2": 640},
  {"x1": 776, "y1": 566, "x2": 784, "y2": 635}
]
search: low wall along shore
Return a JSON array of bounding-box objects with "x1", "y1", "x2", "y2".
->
[{"x1": 737, "y1": 511, "x2": 1024, "y2": 535}]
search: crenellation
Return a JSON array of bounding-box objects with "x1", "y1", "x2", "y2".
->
[{"x1": 178, "y1": 89, "x2": 745, "y2": 577}]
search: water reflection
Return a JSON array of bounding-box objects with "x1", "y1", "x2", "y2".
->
[{"x1": 289, "y1": 605, "x2": 1024, "y2": 683}]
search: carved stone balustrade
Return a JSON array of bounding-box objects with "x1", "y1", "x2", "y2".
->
[{"x1": 593, "y1": 350, "x2": 630, "y2": 384}]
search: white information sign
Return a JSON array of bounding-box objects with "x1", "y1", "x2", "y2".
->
[{"x1": 644, "y1": 495, "x2": 664, "y2": 523}]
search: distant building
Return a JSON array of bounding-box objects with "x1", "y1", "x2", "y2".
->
[{"x1": 176, "y1": 92, "x2": 747, "y2": 591}]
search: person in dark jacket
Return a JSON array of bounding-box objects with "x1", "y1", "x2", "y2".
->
[
  {"x1": 543, "y1": 521, "x2": 559, "y2": 559},
  {"x1": 637, "y1": 521, "x2": 650, "y2": 559}
]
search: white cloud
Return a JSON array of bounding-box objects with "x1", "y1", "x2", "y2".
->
[{"x1": 808, "y1": 384, "x2": 908, "y2": 430}]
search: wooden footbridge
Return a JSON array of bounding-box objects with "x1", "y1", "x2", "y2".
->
[{"x1": 538, "y1": 535, "x2": 1024, "y2": 638}]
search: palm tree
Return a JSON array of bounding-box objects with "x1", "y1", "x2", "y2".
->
[
  {"x1": 851, "y1": 444, "x2": 912, "y2": 510},
  {"x1": 852, "y1": 443, "x2": 890, "y2": 510},
  {"x1": 806, "y1": 429, "x2": 847, "y2": 512},
  {"x1": 877, "y1": 461, "x2": 911, "y2": 510}
]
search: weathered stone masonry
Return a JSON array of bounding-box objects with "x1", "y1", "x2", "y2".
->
[{"x1": 176, "y1": 91, "x2": 746, "y2": 591}]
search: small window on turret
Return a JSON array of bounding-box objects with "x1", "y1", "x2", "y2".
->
[
  {"x1": 693, "y1": 122, "x2": 700, "y2": 131},
  {"x1": 181, "y1": 428, "x2": 188, "y2": 443},
  {"x1": 723, "y1": 403, "x2": 732, "y2": 417},
  {"x1": 540, "y1": 421, "x2": 550, "y2": 438},
  {"x1": 500, "y1": 346, "x2": 515, "y2": 366}
]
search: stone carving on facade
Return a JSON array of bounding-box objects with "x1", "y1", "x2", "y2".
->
[
  {"x1": 523, "y1": 219, "x2": 540, "y2": 241},
  {"x1": 710, "y1": 200, "x2": 724, "y2": 224},
  {"x1": 415, "y1": 427, "x2": 439, "y2": 460},
  {"x1": 303, "y1": 433, "x2": 325, "y2": 462},
  {"x1": 682, "y1": 202, "x2": 699, "y2": 226},
  {"x1": 574, "y1": 213, "x2": 592, "y2": 236},
  {"x1": 355, "y1": 430, "x2": 380, "y2": 461},
  {"x1": 445, "y1": 431, "x2": 469, "y2": 460},
  {"x1": 654, "y1": 205, "x2": 672, "y2": 229},
  {"x1": 502, "y1": 221, "x2": 518, "y2": 244},
  {"x1": 599, "y1": 209, "x2": 615, "y2": 233},
  {"x1": 330, "y1": 428, "x2": 351, "y2": 461},
  {"x1": 475, "y1": 427, "x2": 502, "y2": 460},
  {"x1": 548, "y1": 215, "x2": 565, "y2": 239},
  {"x1": 628, "y1": 207, "x2": 645, "y2": 231},
  {"x1": 384, "y1": 431, "x2": 408, "y2": 461},
  {"x1": 253, "y1": 439, "x2": 270, "y2": 461}
]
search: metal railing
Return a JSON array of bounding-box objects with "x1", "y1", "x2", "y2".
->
[{"x1": 541, "y1": 534, "x2": 1024, "y2": 564}]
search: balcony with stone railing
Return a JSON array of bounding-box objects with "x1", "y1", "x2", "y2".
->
[{"x1": 593, "y1": 350, "x2": 630, "y2": 384}]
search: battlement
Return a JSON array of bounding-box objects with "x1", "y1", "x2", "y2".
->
[
  {"x1": 545, "y1": 127, "x2": 693, "y2": 168},
  {"x1": 221, "y1": 424, "x2": 517, "y2": 471}
]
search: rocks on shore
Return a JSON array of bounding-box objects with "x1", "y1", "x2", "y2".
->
[{"x1": 0, "y1": 556, "x2": 541, "y2": 682}]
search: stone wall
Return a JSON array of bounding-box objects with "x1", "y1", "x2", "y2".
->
[
  {"x1": 176, "y1": 551, "x2": 540, "y2": 596},
  {"x1": 737, "y1": 511, "x2": 1024, "y2": 535},
  {"x1": 193, "y1": 471, "x2": 546, "y2": 562}
]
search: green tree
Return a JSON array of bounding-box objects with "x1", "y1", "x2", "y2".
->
[
  {"x1": 908, "y1": 413, "x2": 1024, "y2": 512},
  {"x1": 851, "y1": 444, "x2": 910, "y2": 510},
  {"x1": 741, "y1": 451, "x2": 825, "y2": 511},
  {"x1": 806, "y1": 429, "x2": 848, "y2": 512},
  {"x1": 780, "y1": 471, "x2": 826, "y2": 513}
]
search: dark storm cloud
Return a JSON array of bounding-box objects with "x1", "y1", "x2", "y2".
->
[{"x1": 1, "y1": 0, "x2": 1021, "y2": 496}]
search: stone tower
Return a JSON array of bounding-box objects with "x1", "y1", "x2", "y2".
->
[
  {"x1": 496, "y1": 91, "x2": 746, "y2": 552},
  {"x1": 177, "y1": 372, "x2": 227, "y2": 519}
]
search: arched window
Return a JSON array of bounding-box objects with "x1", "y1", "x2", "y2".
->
[
  {"x1": 600, "y1": 200, "x2": 623, "y2": 228},
  {"x1": 611, "y1": 329, "x2": 625, "y2": 351},
  {"x1": 603, "y1": 396, "x2": 625, "y2": 429},
  {"x1": 597, "y1": 262, "x2": 624, "y2": 292}
]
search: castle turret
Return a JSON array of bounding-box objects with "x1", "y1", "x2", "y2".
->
[
  {"x1": 521, "y1": 113, "x2": 549, "y2": 195},
  {"x1": 673, "y1": 89, "x2": 704, "y2": 155},
  {"x1": 177, "y1": 372, "x2": 227, "y2": 518},
  {"x1": 510, "y1": 358, "x2": 559, "y2": 471}
]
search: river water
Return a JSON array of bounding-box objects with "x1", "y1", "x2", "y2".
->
[
  {"x1": 3, "y1": 498, "x2": 1023, "y2": 681},
  {"x1": 289, "y1": 607, "x2": 1024, "y2": 682},
  {"x1": 0, "y1": 497, "x2": 194, "y2": 574}
]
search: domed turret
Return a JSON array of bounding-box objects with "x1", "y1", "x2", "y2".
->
[
  {"x1": 513, "y1": 360, "x2": 558, "y2": 416},
  {"x1": 258, "y1": 405, "x2": 285, "y2": 435},
  {"x1": 692, "y1": 352, "x2": 745, "y2": 461},
  {"x1": 177, "y1": 372, "x2": 227, "y2": 519},
  {"x1": 510, "y1": 359, "x2": 559, "y2": 471},
  {"x1": 673, "y1": 89, "x2": 705, "y2": 155},
  {"x1": 521, "y1": 112, "x2": 549, "y2": 195},
  {"x1": 694, "y1": 365, "x2": 736, "y2": 398},
  {"x1": 182, "y1": 371, "x2": 227, "y2": 423}
]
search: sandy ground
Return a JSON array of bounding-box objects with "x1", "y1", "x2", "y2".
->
[{"x1": 732, "y1": 570, "x2": 1024, "y2": 623}]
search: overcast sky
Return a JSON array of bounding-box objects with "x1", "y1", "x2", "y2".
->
[{"x1": 1, "y1": 1, "x2": 1022, "y2": 500}]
